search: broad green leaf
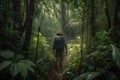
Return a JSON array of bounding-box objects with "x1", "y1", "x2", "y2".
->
[
  {"x1": 87, "y1": 72, "x2": 101, "y2": 80},
  {"x1": 28, "y1": 66, "x2": 35, "y2": 74},
  {"x1": 0, "y1": 50, "x2": 15, "y2": 59},
  {"x1": 18, "y1": 62, "x2": 28, "y2": 79},
  {"x1": 74, "y1": 72, "x2": 101, "y2": 80},
  {"x1": 15, "y1": 55, "x2": 24, "y2": 60},
  {"x1": 20, "y1": 60, "x2": 35, "y2": 66},
  {"x1": 74, "y1": 72, "x2": 90, "y2": 80},
  {"x1": 0, "y1": 61, "x2": 12, "y2": 70},
  {"x1": 10, "y1": 63, "x2": 19, "y2": 77},
  {"x1": 19, "y1": 60, "x2": 35, "y2": 75}
]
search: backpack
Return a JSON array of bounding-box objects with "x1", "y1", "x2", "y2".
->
[{"x1": 54, "y1": 36, "x2": 65, "y2": 50}]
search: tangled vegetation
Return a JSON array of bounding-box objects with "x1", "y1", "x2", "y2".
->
[{"x1": 0, "y1": 0, "x2": 120, "y2": 80}]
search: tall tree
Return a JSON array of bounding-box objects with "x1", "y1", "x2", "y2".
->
[
  {"x1": 112, "y1": 0, "x2": 120, "y2": 47},
  {"x1": 105, "y1": 0, "x2": 111, "y2": 30},
  {"x1": 80, "y1": 0, "x2": 85, "y2": 69},
  {"x1": 60, "y1": 0, "x2": 67, "y2": 35},
  {"x1": 22, "y1": 0, "x2": 35, "y2": 57},
  {"x1": 90, "y1": 0, "x2": 95, "y2": 38},
  {"x1": 12, "y1": 0, "x2": 22, "y2": 30}
]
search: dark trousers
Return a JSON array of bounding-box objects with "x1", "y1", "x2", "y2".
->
[{"x1": 55, "y1": 49, "x2": 64, "y2": 71}]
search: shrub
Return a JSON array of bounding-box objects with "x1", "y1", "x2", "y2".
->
[{"x1": 0, "y1": 50, "x2": 35, "y2": 80}]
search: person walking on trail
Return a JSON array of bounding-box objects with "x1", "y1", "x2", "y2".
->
[{"x1": 53, "y1": 32, "x2": 67, "y2": 70}]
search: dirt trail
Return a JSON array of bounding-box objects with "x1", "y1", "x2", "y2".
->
[{"x1": 48, "y1": 64, "x2": 62, "y2": 80}]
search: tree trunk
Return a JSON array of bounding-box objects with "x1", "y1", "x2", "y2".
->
[
  {"x1": 60, "y1": 0, "x2": 67, "y2": 34},
  {"x1": 112, "y1": 0, "x2": 120, "y2": 47},
  {"x1": 80, "y1": 0, "x2": 85, "y2": 70},
  {"x1": 22, "y1": 0, "x2": 35, "y2": 57},
  {"x1": 105, "y1": 0, "x2": 111, "y2": 30},
  {"x1": 90, "y1": 0, "x2": 95, "y2": 38},
  {"x1": 12, "y1": 0, "x2": 21, "y2": 31}
]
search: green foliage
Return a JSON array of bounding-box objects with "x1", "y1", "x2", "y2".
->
[
  {"x1": 0, "y1": 61, "x2": 12, "y2": 71},
  {"x1": 10, "y1": 63, "x2": 19, "y2": 77},
  {"x1": 63, "y1": 36, "x2": 82, "y2": 80},
  {"x1": 30, "y1": 32, "x2": 55, "y2": 79},
  {"x1": 95, "y1": 31, "x2": 112, "y2": 44},
  {"x1": 34, "y1": 1, "x2": 61, "y2": 43},
  {"x1": 30, "y1": 32, "x2": 50, "y2": 52},
  {"x1": 0, "y1": 0, "x2": 119, "y2": 80},
  {"x1": 74, "y1": 72, "x2": 101, "y2": 80},
  {"x1": 111, "y1": 44, "x2": 120, "y2": 69},
  {"x1": 67, "y1": 36, "x2": 81, "y2": 68},
  {"x1": 18, "y1": 62, "x2": 28, "y2": 79},
  {"x1": 73, "y1": 31, "x2": 117, "y2": 80},
  {"x1": 63, "y1": 31, "x2": 117, "y2": 80},
  {"x1": 0, "y1": 26, "x2": 21, "y2": 53},
  {"x1": 0, "y1": 50, "x2": 15, "y2": 59},
  {"x1": 0, "y1": 50, "x2": 35, "y2": 79},
  {"x1": 3, "y1": 26, "x2": 18, "y2": 37}
]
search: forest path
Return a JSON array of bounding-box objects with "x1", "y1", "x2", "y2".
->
[
  {"x1": 47, "y1": 50, "x2": 68, "y2": 80},
  {"x1": 48, "y1": 58, "x2": 67, "y2": 80},
  {"x1": 48, "y1": 63, "x2": 62, "y2": 80}
]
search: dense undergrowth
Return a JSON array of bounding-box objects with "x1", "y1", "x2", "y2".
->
[
  {"x1": 0, "y1": 31, "x2": 120, "y2": 80},
  {"x1": 0, "y1": 0, "x2": 120, "y2": 80},
  {"x1": 62, "y1": 31, "x2": 120, "y2": 80}
]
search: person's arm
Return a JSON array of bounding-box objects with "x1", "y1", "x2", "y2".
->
[
  {"x1": 65, "y1": 44, "x2": 67, "y2": 54},
  {"x1": 63, "y1": 37, "x2": 67, "y2": 53},
  {"x1": 53, "y1": 38, "x2": 56, "y2": 55},
  {"x1": 63, "y1": 38, "x2": 67, "y2": 61},
  {"x1": 53, "y1": 38, "x2": 56, "y2": 49}
]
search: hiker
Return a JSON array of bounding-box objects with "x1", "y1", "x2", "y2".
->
[{"x1": 53, "y1": 32, "x2": 67, "y2": 70}]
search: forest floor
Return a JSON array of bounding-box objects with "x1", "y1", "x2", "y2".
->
[
  {"x1": 48, "y1": 63, "x2": 62, "y2": 80},
  {"x1": 48, "y1": 54, "x2": 68, "y2": 80},
  {"x1": 48, "y1": 59, "x2": 68, "y2": 80}
]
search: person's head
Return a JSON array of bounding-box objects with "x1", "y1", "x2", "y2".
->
[{"x1": 56, "y1": 32, "x2": 63, "y2": 36}]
